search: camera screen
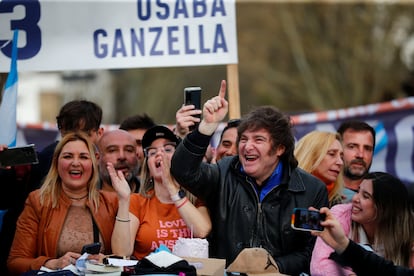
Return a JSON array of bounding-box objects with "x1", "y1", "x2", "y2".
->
[
  {"x1": 0, "y1": 145, "x2": 38, "y2": 167},
  {"x1": 292, "y1": 208, "x2": 324, "y2": 231}
]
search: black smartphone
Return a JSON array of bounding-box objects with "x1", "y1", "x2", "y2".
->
[
  {"x1": 184, "y1": 86, "x2": 202, "y2": 110},
  {"x1": 291, "y1": 208, "x2": 325, "y2": 232},
  {"x1": 0, "y1": 144, "x2": 39, "y2": 167},
  {"x1": 184, "y1": 86, "x2": 202, "y2": 131},
  {"x1": 81, "y1": 242, "x2": 101, "y2": 254}
]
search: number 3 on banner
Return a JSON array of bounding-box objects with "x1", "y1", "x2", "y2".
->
[{"x1": 0, "y1": 0, "x2": 41, "y2": 59}]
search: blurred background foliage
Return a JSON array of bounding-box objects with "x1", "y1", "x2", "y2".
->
[{"x1": 113, "y1": 2, "x2": 414, "y2": 124}]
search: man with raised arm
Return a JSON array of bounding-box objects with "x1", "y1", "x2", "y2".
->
[{"x1": 170, "y1": 80, "x2": 328, "y2": 275}]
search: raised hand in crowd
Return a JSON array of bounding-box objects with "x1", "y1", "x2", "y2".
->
[
  {"x1": 174, "y1": 104, "x2": 202, "y2": 138},
  {"x1": 107, "y1": 162, "x2": 132, "y2": 203},
  {"x1": 198, "y1": 79, "x2": 228, "y2": 135}
]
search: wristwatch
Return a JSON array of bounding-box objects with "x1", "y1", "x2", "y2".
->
[{"x1": 171, "y1": 189, "x2": 186, "y2": 202}]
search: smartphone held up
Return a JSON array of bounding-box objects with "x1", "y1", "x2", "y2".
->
[
  {"x1": 291, "y1": 208, "x2": 325, "y2": 232},
  {"x1": 184, "y1": 86, "x2": 202, "y2": 131},
  {"x1": 0, "y1": 144, "x2": 39, "y2": 167}
]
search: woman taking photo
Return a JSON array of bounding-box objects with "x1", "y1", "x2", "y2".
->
[
  {"x1": 310, "y1": 172, "x2": 414, "y2": 275},
  {"x1": 111, "y1": 125, "x2": 211, "y2": 259}
]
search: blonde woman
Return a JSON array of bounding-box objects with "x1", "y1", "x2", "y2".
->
[
  {"x1": 111, "y1": 125, "x2": 211, "y2": 260},
  {"x1": 295, "y1": 131, "x2": 344, "y2": 207},
  {"x1": 7, "y1": 132, "x2": 123, "y2": 275}
]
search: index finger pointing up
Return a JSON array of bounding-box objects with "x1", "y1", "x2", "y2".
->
[{"x1": 218, "y1": 80, "x2": 227, "y2": 99}]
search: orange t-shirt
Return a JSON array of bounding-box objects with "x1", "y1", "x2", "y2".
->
[{"x1": 130, "y1": 193, "x2": 194, "y2": 259}]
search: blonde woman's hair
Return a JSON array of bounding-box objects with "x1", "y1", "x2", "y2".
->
[
  {"x1": 39, "y1": 132, "x2": 100, "y2": 211},
  {"x1": 294, "y1": 131, "x2": 344, "y2": 204}
]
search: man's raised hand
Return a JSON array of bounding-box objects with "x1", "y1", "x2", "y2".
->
[{"x1": 199, "y1": 80, "x2": 228, "y2": 135}]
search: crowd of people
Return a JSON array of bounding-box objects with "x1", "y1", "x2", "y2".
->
[{"x1": 0, "y1": 79, "x2": 413, "y2": 276}]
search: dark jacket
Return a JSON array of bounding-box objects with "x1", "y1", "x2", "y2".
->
[
  {"x1": 340, "y1": 240, "x2": 414, "y2": 276},
  {"x1": 171, "y1": 131, "x2": 329, "y2": 276},
  {"x1": 0, "y1": 142, "x2": 57, "y2": 276}
]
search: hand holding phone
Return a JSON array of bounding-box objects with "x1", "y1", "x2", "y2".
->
[
  {"x1": 81, "y1": 242, "x2": 101, "y2": 254},
  {"x1": 0, "y1": 144, "x2": 39, "y2": 167},
  {"x1": 184, "y1": 87, "x2": 202, "y2": 131},
  {"x1": 291, "y1": 208, "x2": 326, "y2": 232}
]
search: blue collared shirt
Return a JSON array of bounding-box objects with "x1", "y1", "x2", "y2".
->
[{"x1": 241, "y1": 161, "x2": 284, "y2": 202}]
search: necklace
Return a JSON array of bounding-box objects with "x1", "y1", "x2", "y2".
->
[{"x1": 67, "y1": 194, "x2": 88, "y2": 200}]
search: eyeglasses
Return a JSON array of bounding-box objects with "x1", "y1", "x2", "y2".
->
[{"x1": 144, "y1": 143, "x2": 176, "y2": 158}]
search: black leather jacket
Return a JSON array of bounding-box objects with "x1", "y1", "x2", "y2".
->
[
  {"x1": 340, "y1": 240, "x2": 413, "y2": 276},
  {"x1": 171, "y1": 131, "x2": 329, "y2": 276}
]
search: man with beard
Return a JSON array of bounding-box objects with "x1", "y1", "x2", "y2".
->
[
  {"x1": 337, "y1": 121, "x2": 376, "y2": 202},
  {"x1": 98, "y1": 129, "x2": 140, "y2": 192}
]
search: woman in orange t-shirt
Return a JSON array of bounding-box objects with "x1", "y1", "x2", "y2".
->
[{"x1": 110, "y1": 125, "x2": 211, "y2": 259}]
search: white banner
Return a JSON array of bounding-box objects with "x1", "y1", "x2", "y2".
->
[{"x1": 0, "y1": 0, "x2": 238, "y2": 72}]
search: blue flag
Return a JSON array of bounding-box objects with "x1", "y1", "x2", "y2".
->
[{"x1": 0, "y1": 30, "x2": 19, "y2": 147}]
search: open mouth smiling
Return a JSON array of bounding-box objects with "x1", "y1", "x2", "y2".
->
[
  {"x1": 244, "y1": 154, "x2": 258, "y2": 162},
  {"x1": 69, "y1": 170, "x2": 82, "y2": 178}
]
